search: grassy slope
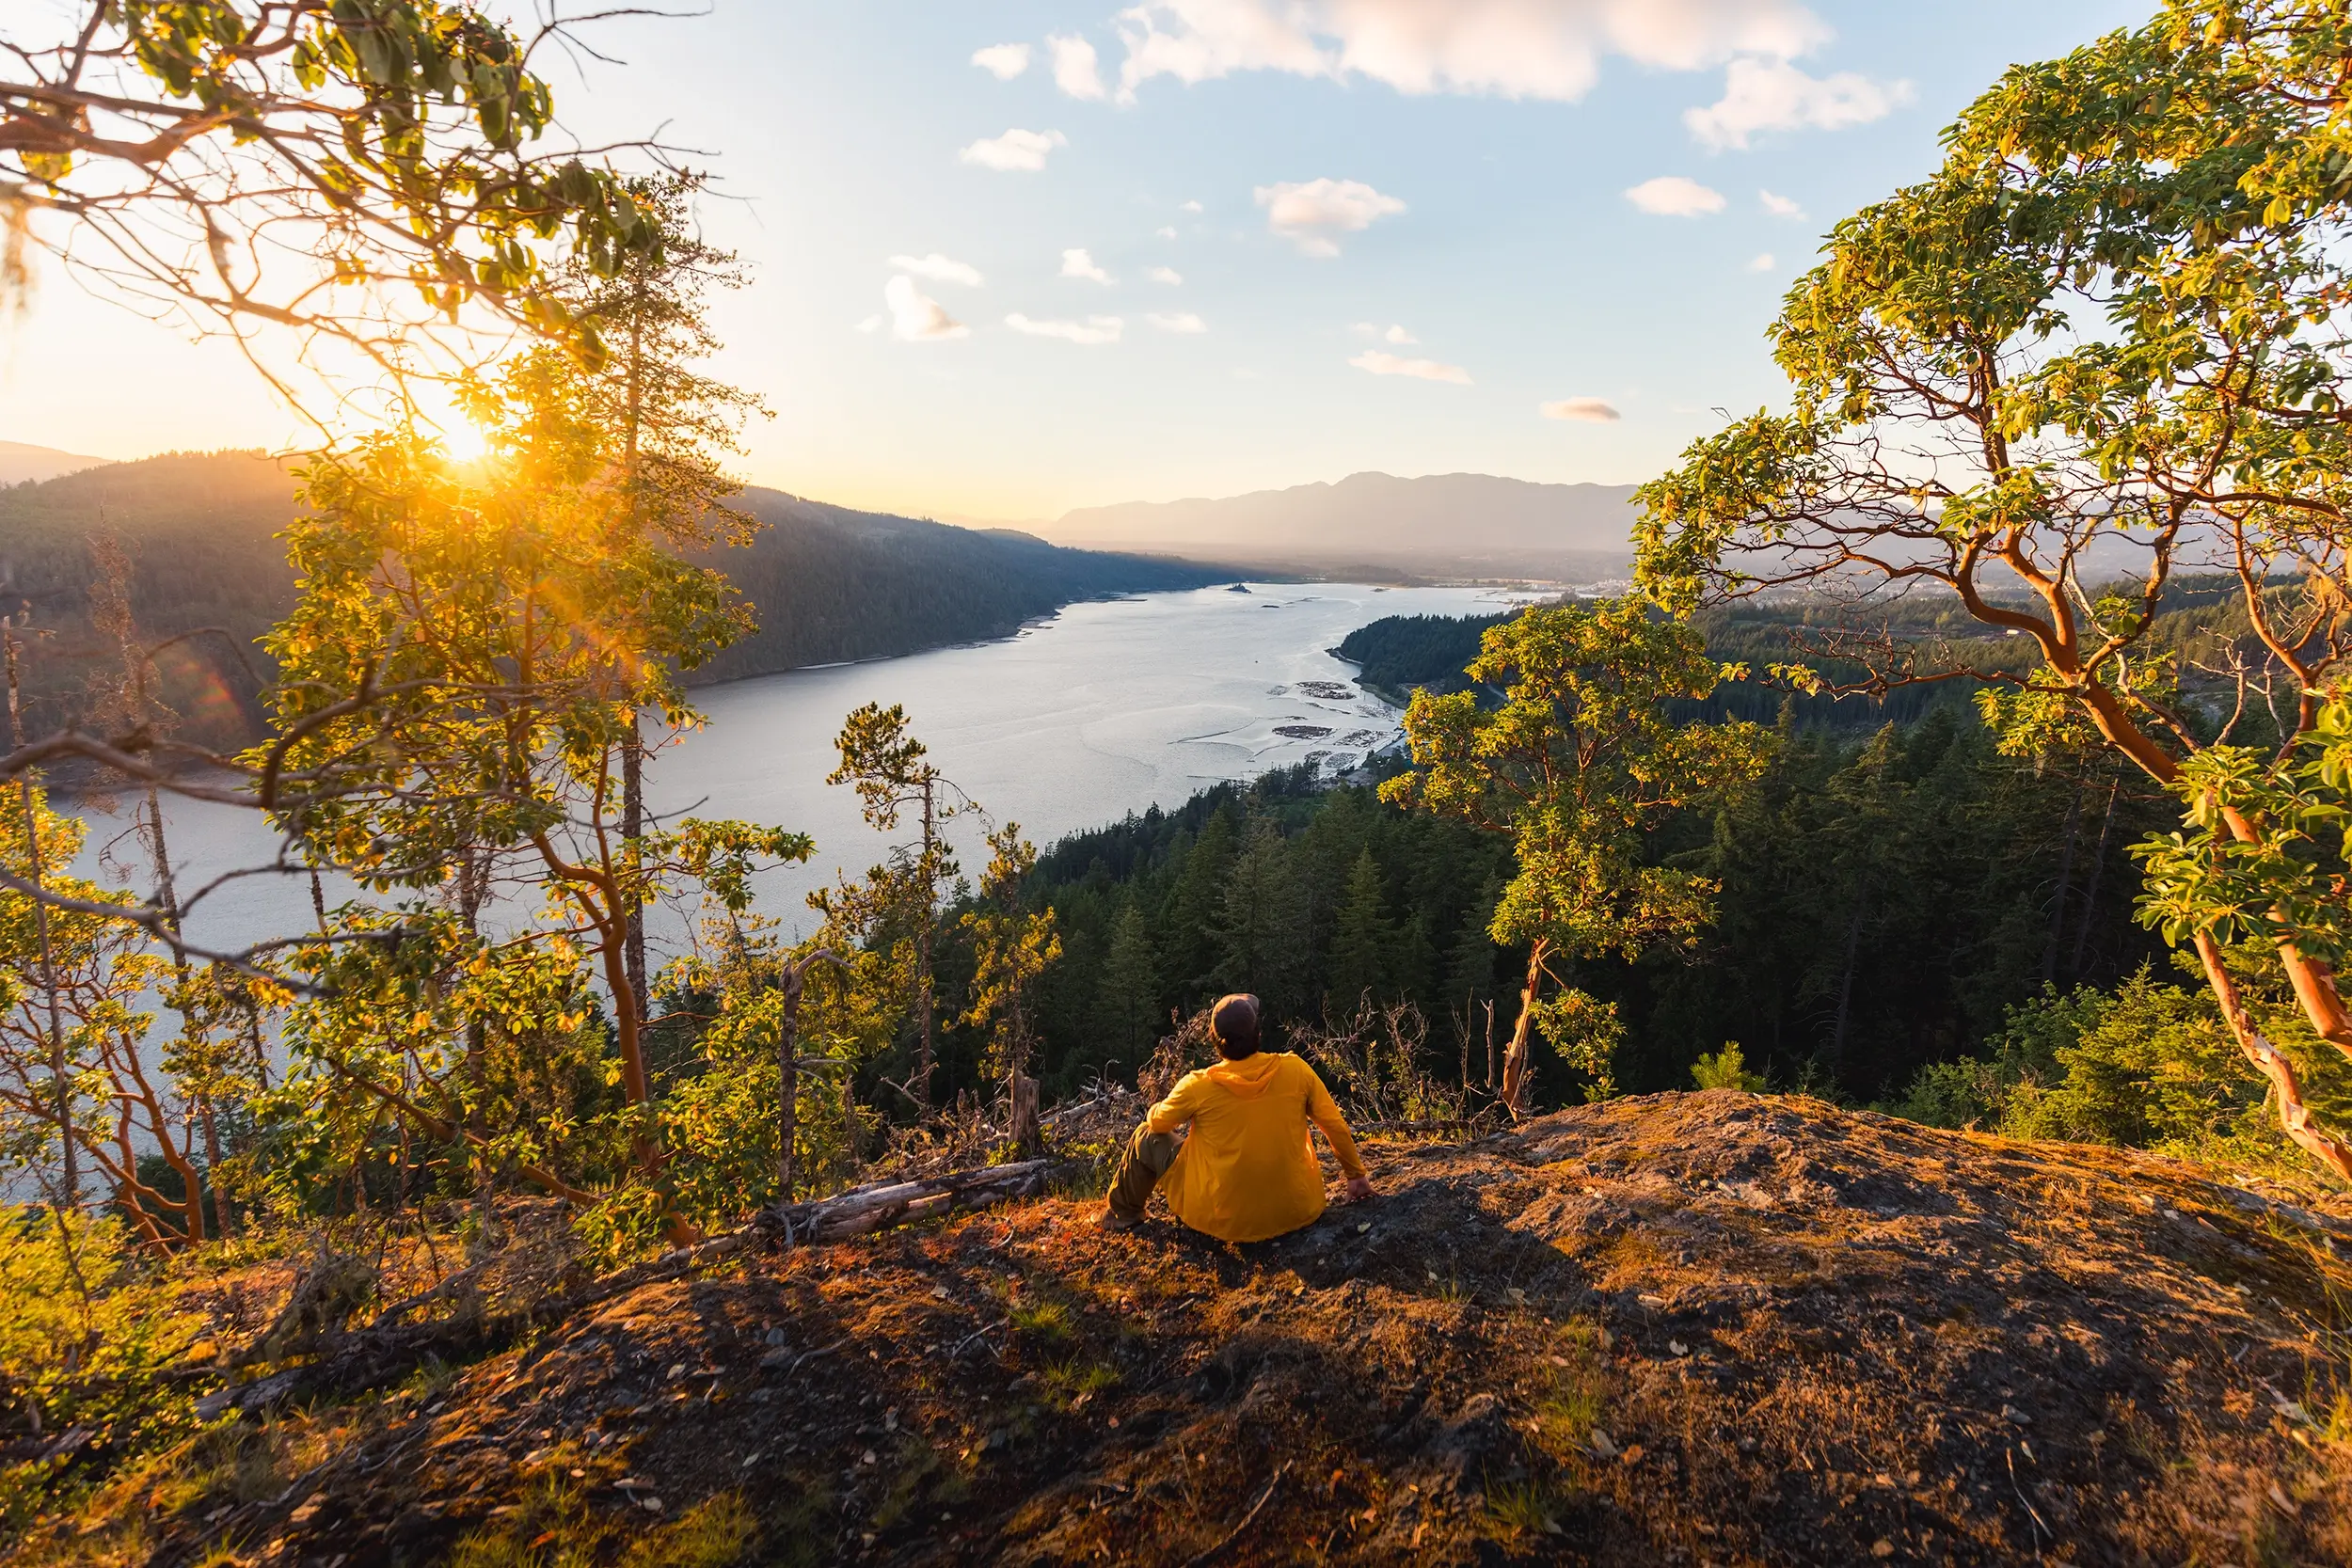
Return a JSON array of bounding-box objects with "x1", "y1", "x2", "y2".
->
[{"x1": 45, "y1": 1091, "x2": 2352, "y2": 1566}]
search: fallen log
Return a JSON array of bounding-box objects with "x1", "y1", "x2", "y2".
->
[{"x1": 756, "y1": 1158, "x2": 1066, "y2": 1245}]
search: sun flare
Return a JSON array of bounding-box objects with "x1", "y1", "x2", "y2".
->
[{"x1": 437, "y1": 418, "x2": 489, "y2": 462}]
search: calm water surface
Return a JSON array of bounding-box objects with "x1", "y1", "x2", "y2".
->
[{"x1": 76, "y1": 581, "x2": 1519, "y2": 953}]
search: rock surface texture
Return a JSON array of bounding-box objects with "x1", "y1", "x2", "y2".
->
[{"x1": 154, "y1": 1092, "x2": 2352, "y2": 1564}]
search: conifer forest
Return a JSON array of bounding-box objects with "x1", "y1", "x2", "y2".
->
[{"x1": 9, "y1": 3, "x2": 2352, "y2": 1563}]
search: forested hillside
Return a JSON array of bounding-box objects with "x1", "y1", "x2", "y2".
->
[
  {"x1": 693, "y1": 491, "x2": 1219, "y2": 680},
  {"x1": 0, "y1": 451, "x2": 1223, "y2": 751},
  {"x1": 965, "y1": 709, "x2": 2170, "y2": 1121},
  {"x1": 1334, "y1": 610, "x2": 1508, "y2": 701}
]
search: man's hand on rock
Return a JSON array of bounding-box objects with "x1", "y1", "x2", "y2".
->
[{"x1": 1343, "y1": 1176, "x2": 1374, "y2": 1203}]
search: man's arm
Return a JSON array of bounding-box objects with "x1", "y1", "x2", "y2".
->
[
  {"x1": 1144, "y1": 1072, "x2": 1204, "y2": 1137},
  {"x1": 1302, "y1": 1065, "x2": 1374, "y2": 1200}
]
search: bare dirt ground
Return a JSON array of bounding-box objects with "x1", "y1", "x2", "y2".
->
[{"x1": 90, "y1": 1091, "x2": 2352, "y2": 1564}]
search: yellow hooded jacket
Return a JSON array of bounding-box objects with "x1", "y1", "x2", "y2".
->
[{"x1": 1144, "y1": 1052, "x2": 1367, "y2": 1243}]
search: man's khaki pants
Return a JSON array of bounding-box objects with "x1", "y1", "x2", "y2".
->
[{"x1": 1105, "y1": 1123, "x2": 1178, "y2": 1221}]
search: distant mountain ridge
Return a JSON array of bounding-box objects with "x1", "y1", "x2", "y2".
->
[
  {"x1": 1043, "y1": 470, "x2": 1637, "y2": 578},
  {"x1": 0, "y1": 440, "x2": 112, "y2": 485},
  {"x1": 0, "y1": 451, "x2": 1224, "y2": 755}
]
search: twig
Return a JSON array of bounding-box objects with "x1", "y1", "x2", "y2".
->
[
  {"x1": 792, "y1": 1336, "x2": 851, "y2": 1371},
  {"x1": 949, "y1": 1318, "x2": 1008, "y2": 1357},
  {"x1": 2007, "y1": 1446, "x2": 2049, "y2": 1546},
  {"x1": 1180, "y1": 1461, "x2": 1291, "y2": 1568},
  {"x1": 369, "y1": 1260, "x2": 487, "y2": 1327}
]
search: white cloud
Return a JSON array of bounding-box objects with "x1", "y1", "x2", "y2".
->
[
  {"x1": 1746, "y1": 252, "x2": 1775, "y2": 272},
  {"x1": 889, "y1": 252, "x2": 983, "y2": 287},
  {"x1": 1385, "y1": 324, "x2": 1416, "y2": 343},
  {"x1": 1148, "y1": 311, "x2": 1208, "y2": 333},
  {"x1": 1007, "y1": 312, "x2": 1124, "y2": 345},
  {"x1": 1255, "y1": 178, "x2": 1406, "y2": 257},
  {"x1": 1180, "y1": 199, "x2": 1203, "y2": 213},
  {"x1": 1061, "y1": 247, "x2": 1114, "y2": 284},
  {"x1": 1686, "y1": 57, "x2": 1910, "y2": 150},
  {"x1": 972, "y1": 42, "x2": 1032, "y2": 80},
  {"x1": 884, "y1": 276, "x2": 968, "y2": 341},
  {"x1": 1350, "y1": 350, "x2": 1470, "y2": 385},
  {"x1": 1349, "y1": 322, "x2": 1418, "y2": 342},
  {"x1": 1540, "y1": 397, "x2": 1619, "y2": 421},
  {"x1": 1156, "y1": 225, "x2": 1179, "y2": 239},
  {"x1": 1048, "y1": 35, "x2": 1107, "y2": 99},
  {"x1": 1758, "y1": 188, "x2": 1804, "y2": 218},
  {"x1": 959, "y1": 128, "x2": 1068, "y2": 172},
  {"x1": 1115, "y1": 0, "x2": 1830, "y2": 102},
  {"x1": 1146, "y1": 265, "x2": 1184, "y2": 285},
  {"x1": 1625, "y1": 176, "x2": 1724, "y2": 216},
  {"x1": 856, "y1": 315, "x2": 882, "y2": 334}
]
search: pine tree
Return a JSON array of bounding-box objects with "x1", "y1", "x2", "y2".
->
[
  {"x1": 1093, "y1": 903, "x2": 1161, "y2": 1069},
  {"x1": 1164, "y1": 804, "x2": 1238, "y2": 995},
  {"x1": 1442, "y1": 873, "x2": 1503, "y2": 1009},
  {"x1": 1327, "y1": 847, "x2": 1393, "y2": 1011},
  {"x1": 1211, "y1": 819, "x2": 1306, "y2": 1013}
]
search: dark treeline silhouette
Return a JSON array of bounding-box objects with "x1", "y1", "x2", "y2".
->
[{"x1": 1334, "y1": 610, "x2": 1509, "y2": 701}]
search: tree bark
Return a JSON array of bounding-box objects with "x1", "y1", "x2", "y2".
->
[
  {"x1": 621, "y1": 724, "x2": 646, "y2": 1021},
  {"x1": 1500, "y1": 939, "x2": 1548, "y2": 1118},
  {"x1": 2194, "y1": 931, "x2": 2352, "y2": 1183},
  {"x1": 773, "y1": 948, "x2": 843, "y2": 1203},
  {"x1": 2084, "y1": 706, "x2": 2352, "y2": 1096},
  {"x1": 1009, "y1": 1069, "x2": 1041, "y2": 1155}
]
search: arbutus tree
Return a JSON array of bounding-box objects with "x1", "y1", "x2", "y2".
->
[
  {"x1": 0, "y1": 2, "x2": 708, "y2": 979},
  {"x1": 1381, "y1": 601, "x2": 1769, "y2": 1117},
  {"x1": 1634, "y1": 0, "x2": 2352, "y2": 1180},
  {"x1": 257, "y1": 344, "x2": 807, "y2": 1242},
  {"x1": 1, "y1": 0, "x2": 666, "y2": 410}
]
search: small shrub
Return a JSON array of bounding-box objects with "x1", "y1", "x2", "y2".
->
[
  {"x1": 1690, "y1": 1043, "x2": 1765, "y2": 1092},
  {"x1": 1009, "y1": 1299, "x2": 1074, "y2": 1345},
  {"x1": 1040, "y1": 1358, "x2": 1117, "y2": 1405},
  {"x1": 0, "y1": 1212, "x2": 201, "y2": 1454},
  {"x1": 448, "y1": 1478, "x2": 757, "y2": 1568},
  {"x1": 1291, "y1": 999, "x2": 1486, "y2": 1125},
  {"x1": 1885, "y1": 965, "x2": 2350, "y2": 1182},
  {"x1": 1486, "y1": 1478, "x2": 1565, "y2": 1538},
  {"x1": 624, "y1": 1493, "x2": 758, "y2": 1568}
]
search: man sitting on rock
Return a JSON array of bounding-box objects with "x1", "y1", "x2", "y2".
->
[{"x1": 1098, "y1": 992, "x2": 1374, "y2": 1241}]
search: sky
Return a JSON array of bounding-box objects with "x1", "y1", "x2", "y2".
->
[{"x1": 0, "y1": 0, "x2": 2151, "y2": 522}]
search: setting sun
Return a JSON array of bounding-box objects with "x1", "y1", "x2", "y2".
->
[{"x1": 437, "y1": 417, "x2": 488, "y2": 462}]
